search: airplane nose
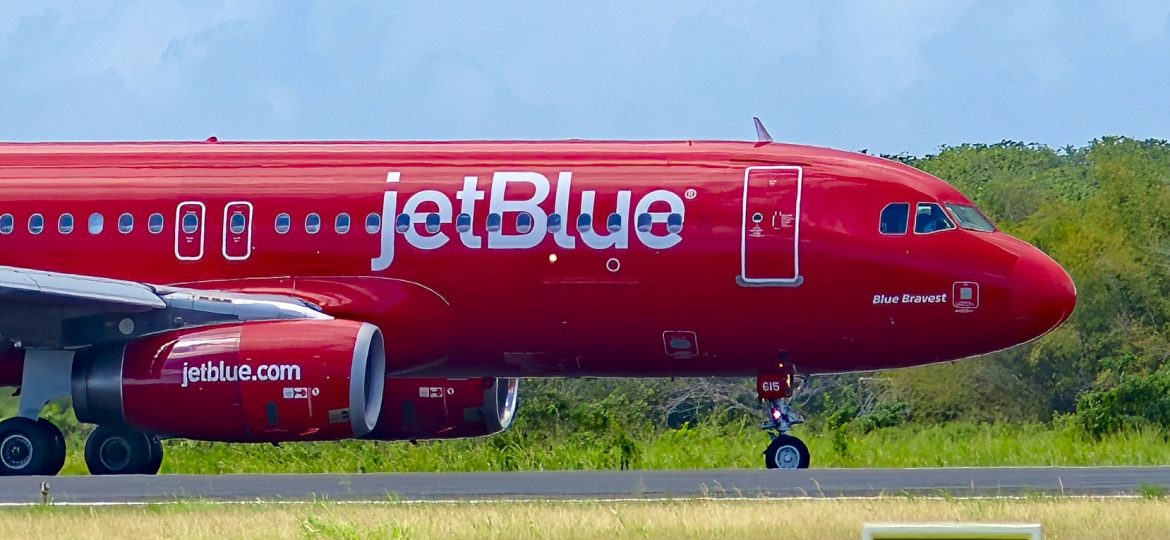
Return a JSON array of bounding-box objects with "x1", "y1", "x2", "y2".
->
[{"x1": 1011, "y1": 251, "x2": 1077, "y2": 342}]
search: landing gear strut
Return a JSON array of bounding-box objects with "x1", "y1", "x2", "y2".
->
[{"x1": 757, "y1": 363, "x2": 810, "y2": 469}]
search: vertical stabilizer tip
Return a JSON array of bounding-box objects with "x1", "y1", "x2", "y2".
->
[{"x1": 753, "y1": 117, "x2": 773, "y2": 144}]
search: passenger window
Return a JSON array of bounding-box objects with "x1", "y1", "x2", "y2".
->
[
  {"x1": 547, "y1": 213, "x2": 562, "y2": 234},
  {"x1": 606, "y1": 213, "x2": 622, "y2": 233},
  {"x1": 181, "y1": 213, "x2": 199, "y2": 234},
  {"x1": 425, "y1": 213, "x2": 441, "y2": 234},
  {"x1": 577, "y1": 214, "x2": 592, "y2": 233},
  {"x1": 275, "y1": 213, "x2": 291, "y2": 234},
  {"x1": 365, "y1": 213, "x2": 381, "y2": 234},
  {"x1": 305, "y1": 213, "x2": 321, "y2": 234},
  {"x1": 914, "y1": 203, "x2": 956, "y2": 234},
  {"x1": 335, "y1": 213, "x2": 351, "y2": 234},
  {"x1": 516, "y1": 212, "x2": 533, "y2": 234},
  {"x1": 148, "y1": 213, "x2": 164, "y2": 234},
  {"x1": 29, "y1": 214, "x2": 44, "y2": 235},
  {"x1": 636, "y1": 213, "x2": 653, "y2": 233},
  {"x1": 118, "y1": 213, "x2": 133, "y2": 234},
  {"x1": 394, "y1": 214, "x2": 411, "y2": 233},
  {"x1": 88, "y1": 213, "x2": 104, "y2": 235},
  {"x1": 666, "y1": 213, "x2": 683, "y2": 234},
  {"x1": 229, "y1": 213, "x2": 246, "y2": 234},
  {"x1": 455, "y1": 213, "x2": 472, "y2": 233},
  {"x1": 0, "y1": 214, "x2": 12, "y2": 235},
  {"x1": 59, "y1": 213, "x2": 75, "y2": 234},
  {"x1": 486, "y1": 213, "x2": 502, "y2": 233},
  {"x1": 879, "y1": 203, "x2": 910, "y2": 235}
]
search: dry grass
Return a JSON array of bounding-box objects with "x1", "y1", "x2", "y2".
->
[{"x1": 1, "y1": 498, "x2": 1168, "y2": 540}]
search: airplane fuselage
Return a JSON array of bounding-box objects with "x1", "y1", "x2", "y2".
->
[{"x1": 0, "y1": 140, "x2": 1076, "y2": 378}]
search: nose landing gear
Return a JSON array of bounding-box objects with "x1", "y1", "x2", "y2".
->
[{"x1": 757, "y1": 365, "x2": 810, "y2": 469}]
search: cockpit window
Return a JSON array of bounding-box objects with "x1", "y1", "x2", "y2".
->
[
  {"x1": 879, "y1": 203, "x2": 910, "y2": 235},
  {"x1": 914, "y1": 203, "x2": 956, "y2": 234},
  {"x1": 945, "y1": 203, "x2": 996, "y2": 232}
]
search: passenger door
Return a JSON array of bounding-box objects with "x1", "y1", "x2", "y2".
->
[{"x1": 739, "y1": 166, "x2": 802, "y2": 286}]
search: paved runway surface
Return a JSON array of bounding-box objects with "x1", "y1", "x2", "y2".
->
[{"x1": 2, "y1": 467, "x2": 1169, "y2": 504}]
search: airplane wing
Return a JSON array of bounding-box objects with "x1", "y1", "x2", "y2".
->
[
  {"x1": 0, "y1": 265, "x2": 329, "y2": 350},
  {"x1": 0, "y1": 266, "x2": 167, "y2": 310}
]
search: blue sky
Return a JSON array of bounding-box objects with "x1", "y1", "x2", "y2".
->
[{"x1": 1, "y1": 1, "x2": 1167, "y2": 155}]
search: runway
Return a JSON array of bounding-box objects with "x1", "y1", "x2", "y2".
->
[{"x1": 1, "y1": 467, "x2": 1168, "y2": 504}]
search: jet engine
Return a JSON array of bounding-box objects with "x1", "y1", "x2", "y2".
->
[
  {"x1": 71, "y1": 319, "x2": 386, "y2": 442},
  {"x1": 365, "y1": 377, "x2": 519, "y2": 441}
]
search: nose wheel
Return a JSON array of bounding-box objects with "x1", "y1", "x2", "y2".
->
[
  {"x1": 0, "y1": 417, "x2": 67, "y2": 476},
  {"x1": 757, "y1": 363, "x2": 810, "y2": 470},
  {"x1": 765, "y1": 434, "x2": 810, "y2": 469}
]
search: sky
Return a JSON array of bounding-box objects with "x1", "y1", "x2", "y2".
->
[{"x1": 0, "y1": 1, "x2": 1167, "y2": 156}]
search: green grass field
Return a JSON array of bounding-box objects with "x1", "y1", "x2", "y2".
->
[
  {"x1": 43, "y1": 420, "x2": 1170, "y2": 475},
  {"x1": 6, "y1": 396, "x2": 1170, "y2": 474}
]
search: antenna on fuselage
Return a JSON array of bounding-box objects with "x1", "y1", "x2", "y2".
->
[{"x1": 752, "y1": 117, "x2": 773, "y2": 145}]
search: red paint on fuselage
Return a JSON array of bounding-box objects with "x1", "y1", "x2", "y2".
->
[{"x1": 0, "y1": 141, "x2": 1076, "y2": 377}]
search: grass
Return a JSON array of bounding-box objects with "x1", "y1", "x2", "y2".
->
[
  {"x1": 7, "y1": 397, "x2": 1170, "y2": 474},
  {"x1": 35, "y1": 420, "x2": 1170, "y2": 475},
  {"x1": 2, "y1": 498, "x2": 1169, "y2": 539}
]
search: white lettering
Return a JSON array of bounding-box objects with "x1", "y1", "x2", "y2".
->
[
  {"x1": 579, "y1": 190, "x2": 631, "y2": 249},
  {"x1": 368, "y1": 170, "x2": 687, "y2": 270},
  {"x1": 634, "y1": 190, "x2": 685, "y2": 250},
  {"x1": 180, "y1": 361, "x2": 299, "y2": 387},
  {"x1": 370, "y1": 172, "x2": 400, "y2": 271},
  {"x1": 874, "y1": 292, "x2": 950, "y2": 305},
  {"x1": 455, "y1": 176, "x2": 484, "y2": 248},
  {"x1": 402, "y1": 190, "x2": 452, "y2": 250},
  {"x1": 488, "y1": 172, "x2": 549, "y2": 249},
  {"x1": 552, "y1": 172, "x2": 576, "y2": 249}
]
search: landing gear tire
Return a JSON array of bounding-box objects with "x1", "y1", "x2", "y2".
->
[
  {"x1": 38, "y1": 419, "x2": 67, "y2": 475},
  {"x1": 0, "y1": 417, "x2": 67, "y2": 476},
  {"x1": 85, "y1": 426, "x2": 163, "y2": 476},
  {"x1": 764, "y1": 434, "x2": 810, "y2": 470},
  {"x1": 147, "y1": 435, "x2": 164, "y2": 475}
]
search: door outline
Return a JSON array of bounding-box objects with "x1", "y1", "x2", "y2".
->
[
  {"x1": 222, "y1": 201, "x2": 254, "y2": 261},
  {"x1": 737, "y1": 165, "x2": 804, "y2": 287},
  {"x1": 174, "y1": 201, "x2": 206, "y2": 262}
]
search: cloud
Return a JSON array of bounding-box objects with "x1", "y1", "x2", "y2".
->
[{"x1": 0, "y1": 1, "x2": 1166, "y2": 154}]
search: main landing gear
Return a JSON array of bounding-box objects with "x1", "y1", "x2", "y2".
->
[
  {"x1": 84, "y1": 425, "x2": 164, "y2": 476},
  {"x1": 0, "y1": 418, "x2": 164, "y2": 476},
  {"x1": 2, "y1": 350, "x2": 163, "y2": 476},
  {"x1": 757, "y1": 364, "x2": 810, "y2": 469},
  {"x1": 0, "y1": 417, "x2": 66, "y2": 476}
]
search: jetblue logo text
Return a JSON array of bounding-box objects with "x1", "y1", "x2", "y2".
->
[
  {"x1": 181, "y1": 361, "x2": 303, "y2": 388},
  {"x1": 372, "y1": 171, "x2": 686, "y2": 270}
]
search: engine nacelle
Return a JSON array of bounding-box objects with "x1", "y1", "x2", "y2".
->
[
  {"x1": 72, "y1": 319, "x2": 386, "y2": 442},
  {"x1": 366, "y1": 377, "x2": 519, "y2": 441}
]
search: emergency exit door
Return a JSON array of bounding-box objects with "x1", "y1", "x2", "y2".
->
[
  {"x1": 738, "y1": 166, "x2": 803, "y2": 287},
  {"x1": 175, "y1": 201, "x2": 206, "y2": 261},
  {"x1": 222, "y1": 201, "x2": 253, "y2": 261}
]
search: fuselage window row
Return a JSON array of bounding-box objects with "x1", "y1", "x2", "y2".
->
[
  {"x1": 271, "y1": 211, "x2": 684, "y2": 235},
  {"x1": 0, "y1": 210, "x2": 686, "y2": 238}
]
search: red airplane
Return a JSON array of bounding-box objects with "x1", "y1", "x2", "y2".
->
[{"x1": 0, "y1": 127, "x2": 1075, "y2": 476}]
